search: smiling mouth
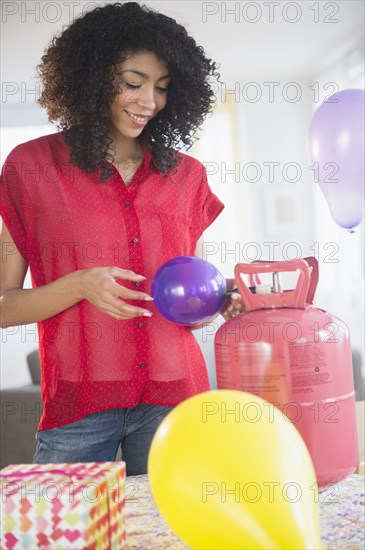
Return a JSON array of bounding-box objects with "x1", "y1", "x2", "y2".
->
[{"x1": 125, "y1": 110, "x2": 151, "y2": 124}]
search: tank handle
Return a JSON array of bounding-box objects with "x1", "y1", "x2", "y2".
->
[
  {"x1": 247, "y1": 257, "x2": 318, "y2": 305},
  {"x1": 234, "y1": 259, "x2": 311, "y2": 311},
  {"x1": 303, "y1": 256, "x2": 319, "y2": 304}
]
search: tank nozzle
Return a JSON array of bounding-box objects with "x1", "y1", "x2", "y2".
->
[{"x1": 272, "y1": 272, "x2": 281, "y2": 293}]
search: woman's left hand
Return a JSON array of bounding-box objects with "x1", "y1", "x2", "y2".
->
[
  {"x1": 220, "y1": 278, "x2": 245, "y2": 321},
  {"x1": 220, "y1": 291, "x2": 245, "y2": 320},
  {"x1": 189, "y1": 278, "x2": 245, "y2": 330}
]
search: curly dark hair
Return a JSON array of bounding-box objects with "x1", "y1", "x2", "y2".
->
[{"x1": 37, "y1": 1, "x2": 219, "y2": 182}]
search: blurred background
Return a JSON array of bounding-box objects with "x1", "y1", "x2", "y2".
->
[{"x1": 1, "y1": 0, "x2": 364, "y2": 413}]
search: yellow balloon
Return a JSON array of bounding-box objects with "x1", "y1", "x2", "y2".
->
[{"x1": 148, "y1": 390, "x2": 322, "y2": 550}]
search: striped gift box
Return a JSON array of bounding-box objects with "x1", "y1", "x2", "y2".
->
[{"x1": 0, "y1": 462, "x2": 126, "y2": 549}]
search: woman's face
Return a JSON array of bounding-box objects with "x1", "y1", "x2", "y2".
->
[{"x1": 109, "y1": 51, "x2": 171, "y2": 140}]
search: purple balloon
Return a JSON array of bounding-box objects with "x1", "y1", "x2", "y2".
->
[
  {"x1": 152, "y1": 256, "x2": 227, "y2": 326},
  {"x1": 308, "y1": 89, "x2": 365, "y2": 229}
]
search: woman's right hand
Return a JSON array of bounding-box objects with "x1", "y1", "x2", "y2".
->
[{"x1": 77, "y1": 266, "x2": 153, "y2": 320}]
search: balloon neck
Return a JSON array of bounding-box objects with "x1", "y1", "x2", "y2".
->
[{"x1": 347, "y1": 228, "x2": 355, "y2": 234}]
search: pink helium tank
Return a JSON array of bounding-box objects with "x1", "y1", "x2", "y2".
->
[{"x1": 215, "y1": 257, "x2": 358, "y2": 486}]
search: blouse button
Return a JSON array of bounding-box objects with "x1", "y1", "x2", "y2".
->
[
  {"x1": 125, "y1": 201, "x2": 131, "y2": 207},
  {"x1": 138, "y1": 321, "x2": 144, "y2": 328},
  {"x1": 139, "y1": 362, "x2": 146, "y2": 368},
  {"x1": 133, "y1": 237, "x2": 139, "y2": 244},
  {"x1": 135, "y1": 281, "x2": 141, "y2": 287}
]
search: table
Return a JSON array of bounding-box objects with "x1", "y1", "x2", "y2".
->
[{"x1": 124, "y1": 474, "x2": 365, "y2": 549}]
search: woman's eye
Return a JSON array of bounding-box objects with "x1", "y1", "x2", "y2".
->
[{"x1": 121, "y1": 82, "x2": 168, "y2": 93}]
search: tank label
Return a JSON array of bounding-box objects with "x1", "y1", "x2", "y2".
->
[{"x1": 288, "y1": 342, "x2": 332, "y2": 394}]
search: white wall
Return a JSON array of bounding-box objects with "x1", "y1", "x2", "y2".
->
[{"x1": 311, "y1": 48, "x2": 365, "y2": 364}]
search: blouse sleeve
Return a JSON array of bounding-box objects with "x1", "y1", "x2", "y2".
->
[
  {"x1": 191, "y1": 163, "x2": 224, "y2": 240},
  {"x1": 0, "y1": 151, "x2": 29, "y2": 261}
]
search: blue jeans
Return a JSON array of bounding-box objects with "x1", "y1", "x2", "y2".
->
[{"x1": 33, "y1": 404, "x2": 173, "y2": 476}]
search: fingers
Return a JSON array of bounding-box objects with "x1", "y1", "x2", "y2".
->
[
  {"x1": 101, "y1": 295, "x2": 152, "y2": 319},
  {"x1": 231, "y1": 292, "x2": 243, "y2": 310},
  {"x1": 221, "y1": 292, "x2": 245, "y2": 320},
  {"x1": 109, "y1": 267, "x2": 146, "y2": 282},
  {"x1": 109, "y1": 280, "x2": 153, "y2": 302},
  {"x1": 103, "y1": 285, "x2": 153, "y2": 318},
  {"x1": 108, "y1": 267, "x2": 154, "y2": 301},
  {"x1": 101, "y1": 308, "x2": 150, "y2": 320},
  {"x1": 111, "y1": 294, "x2": 152, "y2": 316},
  {"x1": 81, "y1": 266, "x2": 154, "y2": 320}
]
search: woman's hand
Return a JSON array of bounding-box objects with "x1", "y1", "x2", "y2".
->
[
  {"x1": 77, "y1": 266, "x2": 153, "y2": 320},
  {"x1": 220, "y1": 278, "x2": 245, "y2": 321},
  {"x1": 190, "y1": 278, "x2": 245, "y2": 329}
]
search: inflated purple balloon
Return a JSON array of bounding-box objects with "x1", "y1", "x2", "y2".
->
[
  {"x1": 152, "y1": 256, "x2": 227, "y2": 325},
  {"x1": 308, "y1": 89, "x2": 365, "y2": 230}
]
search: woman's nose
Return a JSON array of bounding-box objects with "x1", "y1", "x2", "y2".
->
[{"x1": 137, "y1": 85, "x2": 157, "y2": 112}]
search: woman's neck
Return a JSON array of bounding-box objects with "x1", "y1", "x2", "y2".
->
[{"x1": 109, "y1": 132, "x2": 143, "y2": 165}]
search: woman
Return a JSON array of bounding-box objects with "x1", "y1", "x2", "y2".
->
[{"x1": 0, "y1": 2, "x2": 243, "y2": 474}]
